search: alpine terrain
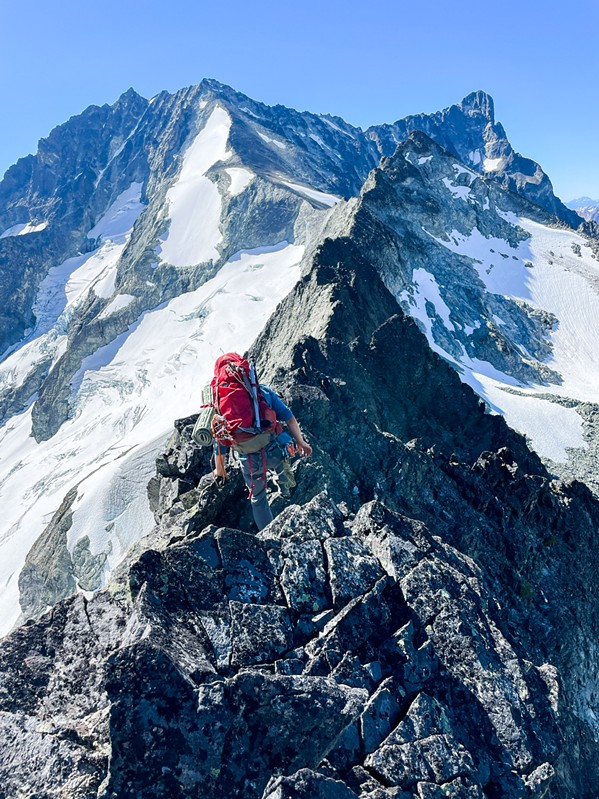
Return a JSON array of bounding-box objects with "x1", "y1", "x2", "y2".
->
[
  {"x1": 0, "y1": 80, "x2": 598, "y2": 798},
  {"x1": 566, "y1": 196, "x2": 599, "y2": 223}
]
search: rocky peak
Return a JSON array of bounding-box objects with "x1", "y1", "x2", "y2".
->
[
  {"x1": 366, "y1": 91, "x2": 581, "y2": 228},
  {"x1": 316, "y1": 130, "x2": 599, "y2": 495},
  {"x1": 458, "y1": 89, "x2": 495, "y2": 119},
  {"x1": 566, "y1": 196, "x2": 599, "y2": 222},
  {"x1": 0, "y1": 89, "x2": 150, "y2": 354}
]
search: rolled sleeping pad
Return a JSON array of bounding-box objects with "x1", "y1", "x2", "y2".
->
[
  {"x1": 201, "y1": 382, "x2": 212, "y2": 406},
  {"x1": 192, "y1": 384, "x2": 215, "y2": 447}
]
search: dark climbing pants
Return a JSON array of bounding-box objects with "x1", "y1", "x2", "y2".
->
[{"x1": 240, "y1": 449, "x2": 285, "y2": 531}]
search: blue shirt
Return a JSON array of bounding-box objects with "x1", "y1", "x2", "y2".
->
[
  {"x1": 258, "y1": 385, "x2": 293, "y2": 423},
  {"x1": 213, "y1": 384, "x2": 293, "y2": 457}
]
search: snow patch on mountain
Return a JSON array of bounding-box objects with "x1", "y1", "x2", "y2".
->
[
  {"x1": 0, "y1": 221, "x2": 48, "y2": 238},
  {"x1": 41, "y1": 185, "x2": 143, "y2": 320},
  {"x1": 409, "y1": 215, "x2": 599, "y2": 461},
  {"x1": 98, "y1": 294, "x2": 135, "y2": 318},
  {"x1": 157, "y1": 106, "x2": 232, "y2": 267},
  {"x1": 442, "y1": 177, "x2": 472, "y2": 200},
  {"x1": 0, "y1": 184, "x2": 145, "y2": 394},
  {"x1": 87, "y1": 182, "x2": 144, "y2": 243},
  {"x1": 484, "y1": 157, "x2": 503, "y2": 172},
  {"x1": 472, "y1": 374, "x2": 587, "y2": 462},
  {"x1": 225, "y1": 167, "x2": 254, "y2": 196},
  {"x1": 453, "y1": 163, "x2": 478, "y2": 181},
  {"x1": 409, "y1": 268, "x2": 456, "y2": 333},
  {"x1": 258, "y1": 131, "x2": 287, "y2": 149},
  {"x1": 320, "y1": 116, "x2": 354, "y2": 137},
  {"x1": 282, "y1": 181, "x2": 341, "y2": 207}
]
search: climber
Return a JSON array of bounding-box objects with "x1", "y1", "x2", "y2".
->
[{"x1": 210, "y1": 353, "x2": 312, "y2": 531}]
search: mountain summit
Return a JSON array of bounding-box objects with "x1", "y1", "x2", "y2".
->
[{"x1": 366, "y1": 91, "x2": 581, "y2": 227}]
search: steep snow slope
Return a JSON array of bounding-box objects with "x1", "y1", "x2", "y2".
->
[
  {"x1": 418, "y1": 216, "x2": 599, "y2": 462},
  {"x1": 157, "y1": 106, "x2": 232, "y2": 266},
  {"x1": 0, "y1": 103, "x2": 317, "y2": 635}
]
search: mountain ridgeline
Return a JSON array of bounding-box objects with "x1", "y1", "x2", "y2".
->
[{"x1": 1, "y1": 80, "x2": 599, "y2": 798}]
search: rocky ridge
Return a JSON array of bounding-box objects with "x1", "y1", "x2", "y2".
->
[
  {"x1": 367, "y1": 91, "x2": 581, "y2": 228},
  {"x1": 2, "y1": 190, "x2": 599, "y2": 797},
  {"x1": 2, "y1": 81, "x2": 599, "y2": 668},
  {"x1": 317, "y1": 131, "x2": 599, "y2": 494},
  {"x1": 0, "y1": 463, "x2": 568, "y2": 799}
]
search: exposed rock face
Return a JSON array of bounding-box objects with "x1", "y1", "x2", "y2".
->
[
  {"x1": 0, "y1": 492, "x2": 565, "y2": 799},
  {"x1": 367, "y1": 90, "x2": 582, "y2": 227},
  {"x1": 248, "y1": 223, "x2": 599, "y2": 797},
  {"x1": 17, "y1": 487, "x2": 78, "y2": 621},
  {"x1": 324, "y1": 131, "x2": 558, "y2": 385},
  {"x1": 303, "y1": 131, "x2": 599, "y2": 493},
  {"x1": 566, "y1": 196, "x2": 599, "y2": 223},
  {"x1": 0, "y1": 89, "x2": 149, "y2": 354},
  {"x1": 1, "y1": 212, "x2": 599, "y2": 796}
]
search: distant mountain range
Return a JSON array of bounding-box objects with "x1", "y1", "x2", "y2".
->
[{"x1": 566, "y1": 196, "x2": 599, "y2": 222}]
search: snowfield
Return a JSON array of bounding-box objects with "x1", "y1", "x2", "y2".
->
[
  {"x1": 0, "y1": 221, "x2": 48, "y2": 238},
  {"x1": 225, "y1": 167, "x2": 254, "y2": 196},
  {"x1": 0, "y1": 240, "x2": 303, "y2": 636},
  {"x1": 405, "y1": 214, "x2": 599, "y2": 463},
  {"x1": 157, "y1": 106, "x2": 232, "y2": 267},
  {"x1": 0, "y1": 104, "x2": 311, "y2": 635}
]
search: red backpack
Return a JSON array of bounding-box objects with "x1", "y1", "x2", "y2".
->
[{"x1": 211, "y1": 353, "x2": 281, "y2": 454}]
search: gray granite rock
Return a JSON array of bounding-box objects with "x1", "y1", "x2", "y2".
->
[
  {"x1": 262, "y1": 768, "x2": 360, "y2": 798},
  {"x1": 277, "y1": 538, "x2": 329, "y2": 614},
  {"x1": 229, "y1": 600, "x2": 294, "y2": 666},
  {"x1": 361, "y1": 677, "x2": 405, "y2": 754}
]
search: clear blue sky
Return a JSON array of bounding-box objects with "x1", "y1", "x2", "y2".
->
[{"x1": 1, "y1": 0, "x2": 598, "y2": 201}]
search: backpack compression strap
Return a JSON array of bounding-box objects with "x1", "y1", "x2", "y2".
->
[{"x1": 248, "y1": 363, "x2": 261, "y2": 429}]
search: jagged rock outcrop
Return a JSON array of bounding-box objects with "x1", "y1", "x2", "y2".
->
[
  {"x1": 292, "y1": 131, "x2": 599, "y2": 493},
  {"x1": 367, "y1": 90, "x2": 582, "y2": 228},
  {"x1": 247, "y1": 217, "x2": 599, "y2": 796},
  {"x1": 2, "y1": 203, "x2": 599, "y2": 796},
  {"x1": 0, "y1": 490, "x2": 564, "y2": 799},
  {"x1": 0, "y1": 89, "x2": 149, "y2": 354}
]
